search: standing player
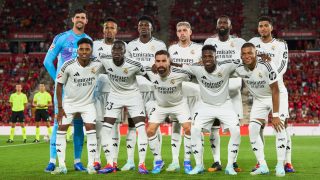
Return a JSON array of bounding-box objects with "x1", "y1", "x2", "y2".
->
[
  {"x1": 249, "y1": 16, "x2": 294, "y2": 172},
  {"x1": 122, "y1": 15, "x2": 166, "y2": 171},
  {"x1": 52, "y1": 38, "x2": 105, "y2": 175},
  {"x1": 236, "y1": 43, "x2": 287, "y2": 177},
  {"x1": 146, "y1": 50, "x2": 193, "y2": 174},
  {"x1": 204, "y1": 15, "x2": 245, "y2": 172},
  {"x1": 7, "y1": 84, "x2": 28, "y2": 143},
  {"x1": 32, "y1": 83, "x2": 53, "y2": 143},
  {"x1": 43, "y1": 9, "x2": 91, "y2": 172},
  {"x1": 92, "y1": 17, "x2": 125, "y2": 172},
  {"x1": 181, "y1": 45, "x2": 241, "y2": 175},
  {"x1": 99, "y1": 40, "x2": 149, "y2": 174},
  {"x1": 167, "y1": 21, "x2": 202, "y2": 173}
]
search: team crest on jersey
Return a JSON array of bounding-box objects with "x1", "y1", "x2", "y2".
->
[
  {"x1": 258, "y1": 72, "x2": 263, "y2": 78},
  {"x1": 170, "y1": 79, "x2": 175, "y2": 84},
  {"x1": 150, "y1": 46, "x2": 155, "y2": 51},
  {"x1": 230, "y1": 42, "x2": 234, "y2": 47},
  {"x1": 218, "y1": 72, "x2": 222, "y2": 78},
  {"x1": 91, "y1": 67, "x2": 96, "y2": 74},
  {"x1": 191, "y1": 50, "x2": 195, "y2": 54},
  {"x1": 271, "y1": 45, "x2": 275, "y2": 50},
  {"x1": 123, "y1": 68, "x2": 128, "y2": 74}
]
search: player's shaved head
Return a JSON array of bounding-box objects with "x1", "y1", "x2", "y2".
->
[{"x1": 217, "y1": 15, "x2": 231, "y2": 26}]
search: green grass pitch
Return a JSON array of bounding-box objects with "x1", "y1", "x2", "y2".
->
[{"x1": 0, "y1": 135, "x2": 319, "y2": 179}]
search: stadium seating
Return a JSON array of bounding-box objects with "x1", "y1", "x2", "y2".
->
[
  {"x1": 260, "y1": 0, "x2": 320, "y2": 33},
  {"x1": 0, "y1": 54, "x2": 52, "y2": 125},
  {"x1": 83, "y1": 0, "x2": 160, "y2": 39},
  {"x1": 169, "y1": 0, "x2": 244, "y2": 41},
  {"x1": 285, "y1": 54, "x2": 320, "y2": 124}
]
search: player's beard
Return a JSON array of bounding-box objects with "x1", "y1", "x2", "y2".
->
[
  {"x1": 75, "y1": 22, "x2": 84, "y2": 30},
  {"x1": 218, "y1": 28, "x2": 229, "y2": 36},
  {"x1": 157, "y1": 67, "x2": 167, "y2": 77}
]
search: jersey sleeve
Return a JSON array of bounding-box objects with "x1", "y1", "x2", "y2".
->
[
  {"x1": 46, "y1": 93, "x2": 52, "y2": 103},
  {"x1": 56, "y1": 62, "x2": 69, "y2": 84},
  {"x1": 43, "y1": 34, "x2": 64, "y2": 80},
  {"x1": 181, "y1": 64, "x2": 194, "y2": 75},
  {"x1": 159, "y1": 42, "x2": 167, "y2": 51},
  {"x1": 9, "y1": 94, "x2": 13, "y2": 103},
  {"x1": 266, "y1": 62, "x2": 279, "y2": 85},
  {"x1": 276, "y1": 41, "x2": 289, "y2": 76},
  {"x1": 136, "y1": 63, "x2": 147, "y2": 76},
  {"x1": 33, "y1": 94, "x2": 37, "y2": 103}
]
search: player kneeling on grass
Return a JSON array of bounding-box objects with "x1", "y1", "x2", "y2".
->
[
  {"x1": 51, "y1": 38, "x2": 105, "y2": 175},
  {"x1": 146, "y1": 50, "x2": 193, "y2": 174},
  {"x1": 235, "y1": 43, "x2": 287, "y2": 177}
]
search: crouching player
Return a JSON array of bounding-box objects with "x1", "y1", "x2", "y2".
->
[
  {"x1": 146, "y1": 50, "x2": 193, "y2": 174},
  {"x1": 235, "y1": 43, "x2": 287, "y2": 177},
  {"x1": 52, "y1": 38, "x2": 105, "y2": 174}
]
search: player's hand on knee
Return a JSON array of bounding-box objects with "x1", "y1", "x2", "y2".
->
[
  {"x1": 271, "y1": 117, "x2": 284, "y2": 132},
  {"x1": 257, "y1": 54, "x2": 271, "y2": 62}
]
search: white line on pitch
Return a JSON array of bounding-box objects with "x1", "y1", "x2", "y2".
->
[{"x1": 0, "y1": 142, "x2": 46, "y2": 148}]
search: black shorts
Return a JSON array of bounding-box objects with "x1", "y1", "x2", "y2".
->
[
  {"x1": 10, "y1": 111, "x2": 25, "y2": 123},
  {"x1": 35, "y1": 109, "x2": 49, "y2": 122}
]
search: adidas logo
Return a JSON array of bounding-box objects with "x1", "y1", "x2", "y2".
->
[
  {"x1": 278, "y1": 138, "x2": 285, "y2": 141},
  {"x1": 173, "y1": 51, "x2": 178, "y2": 55},
  {"x1": 74, "y1": 72, "x2": 80, "y2": 76},
  {"x1": 98, "y1": 47, "x2": 103, "y2": 51},
  {"x1": 193, "y1": 150, "x2": 199, "y2": 154},
  {"x1": 211, "y1": 144, "x2": 216, "y2": 148},
  {"x1": 252, "y1": 148, "x2": 258, "y2": 151},
  {"x1": 133, "y1": 47, "x2": 139, "y2": 51},
  {"x1": 56, "y1": 149, "x2": 61, "y2": 152},
  {"x1": 140, "y1": 111, "x2": 144, "y2": 115},
  {"x1": 104, "y1": 149, "x2": 110, "y2": 153},
  {"x1": 108, "y1": 68, "x2": 113, "y2": 72},
  {"x1": 127, "y1": 145, "x2": 132, "y2": 149},
  {"x1": 214, "y1": 44, "x2": 218, "y2": 48},
  {"x1": 113, "y1": 143, "x2": 118, "y2": 147},
  {"x1": 139, "y1": 148, "x2": 145, "y2": 152},
  {"x1": 278, "y1": 144, "x2": 285, "y2": 148},
  {"x1": 171, "y1": 144, "x2": 176, "y2": 147},
  {"x1": 286, "y1": 146, "x2": 290, "y2": 150},
  {"x1": 90, "y1": 149, "x2": 96, "y2": 153},
  {"x1": 201, "y1": 76, "x2": 207, "y2": 79},
  {"x1": 153, "y1": 153, "x2": 158, "y2": 156},
  {"x1": 154, "y1": 80, "x2": 158, "y2": 84},
  {"x1": 186, "y1": 151, "x2": 192, "y2": 155},
  {"x1": 256, "y1": 44, "x2": 261, "y2": 48}
]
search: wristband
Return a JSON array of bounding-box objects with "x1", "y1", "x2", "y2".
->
[{"x1": 272, "y1": 112, "x2": 279, "y2": 117}]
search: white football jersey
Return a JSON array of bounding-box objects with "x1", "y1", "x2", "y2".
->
[
  {"x1": 146, "y1": 67, "x2": 191, "y2": 107},
  {"x1": 204, "y1": 36, "x2": 246, "y2": 61},
  {"x1": 57, "y1": 58, "x2": 105, "y2": 107},
  {"x1": 168, "y1": 42, "x2": 202, "y2": 65},
  {"x1": 92, "y1": 39, "x2": 129, "y2": 59},
  {"x1": 249, "y1": 37, "x2": 288, "y2": 93},
  {"x1": 182, "y1": 59, "x2": 241, "y2": 105},
  {"x1": 127, "y1": 37, "x2": 167, "y2": 92},
  {"x1": 100, "y1": 57, "x2": 146, "y2": 97},
  {"x1": 235, "y1": 59, "x2": 279, "y2": 99}
]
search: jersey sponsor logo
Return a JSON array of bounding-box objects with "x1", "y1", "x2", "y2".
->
[
  {"x1": 98, "y1": 47, "x2": 103, "y2": 51},
  {"x1": 157, "y1": 86, "x2": 177, "y2": 94},
  {"x1": 245, "y1": 79, "x2": 267, "y2": 88},
  {"x1": 133, "y1": 47, "x2": 139, "y2": 51},
  {"x1": 74, "y1": 72, "x2": 80, "y2": 76},
  {"x1": 74, "y1": 77, "x2": 95, "y2": 87},
  {"x1": 269, "y1": 71, "x2": 277, "y2": 81}
]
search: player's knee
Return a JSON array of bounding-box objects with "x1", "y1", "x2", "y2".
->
[
  {"x1": 84, "y1": 123, "x2": 95, "y2": 131},
  {"x1": 184, "y1": 125, "x2": 191, "y2": 135},
  {"x1": 58, "y1": 124, "x2": 69, "y2": 131},
  {"x1": 146, "y1": 127, "x2": 156, "y2": 137}
]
